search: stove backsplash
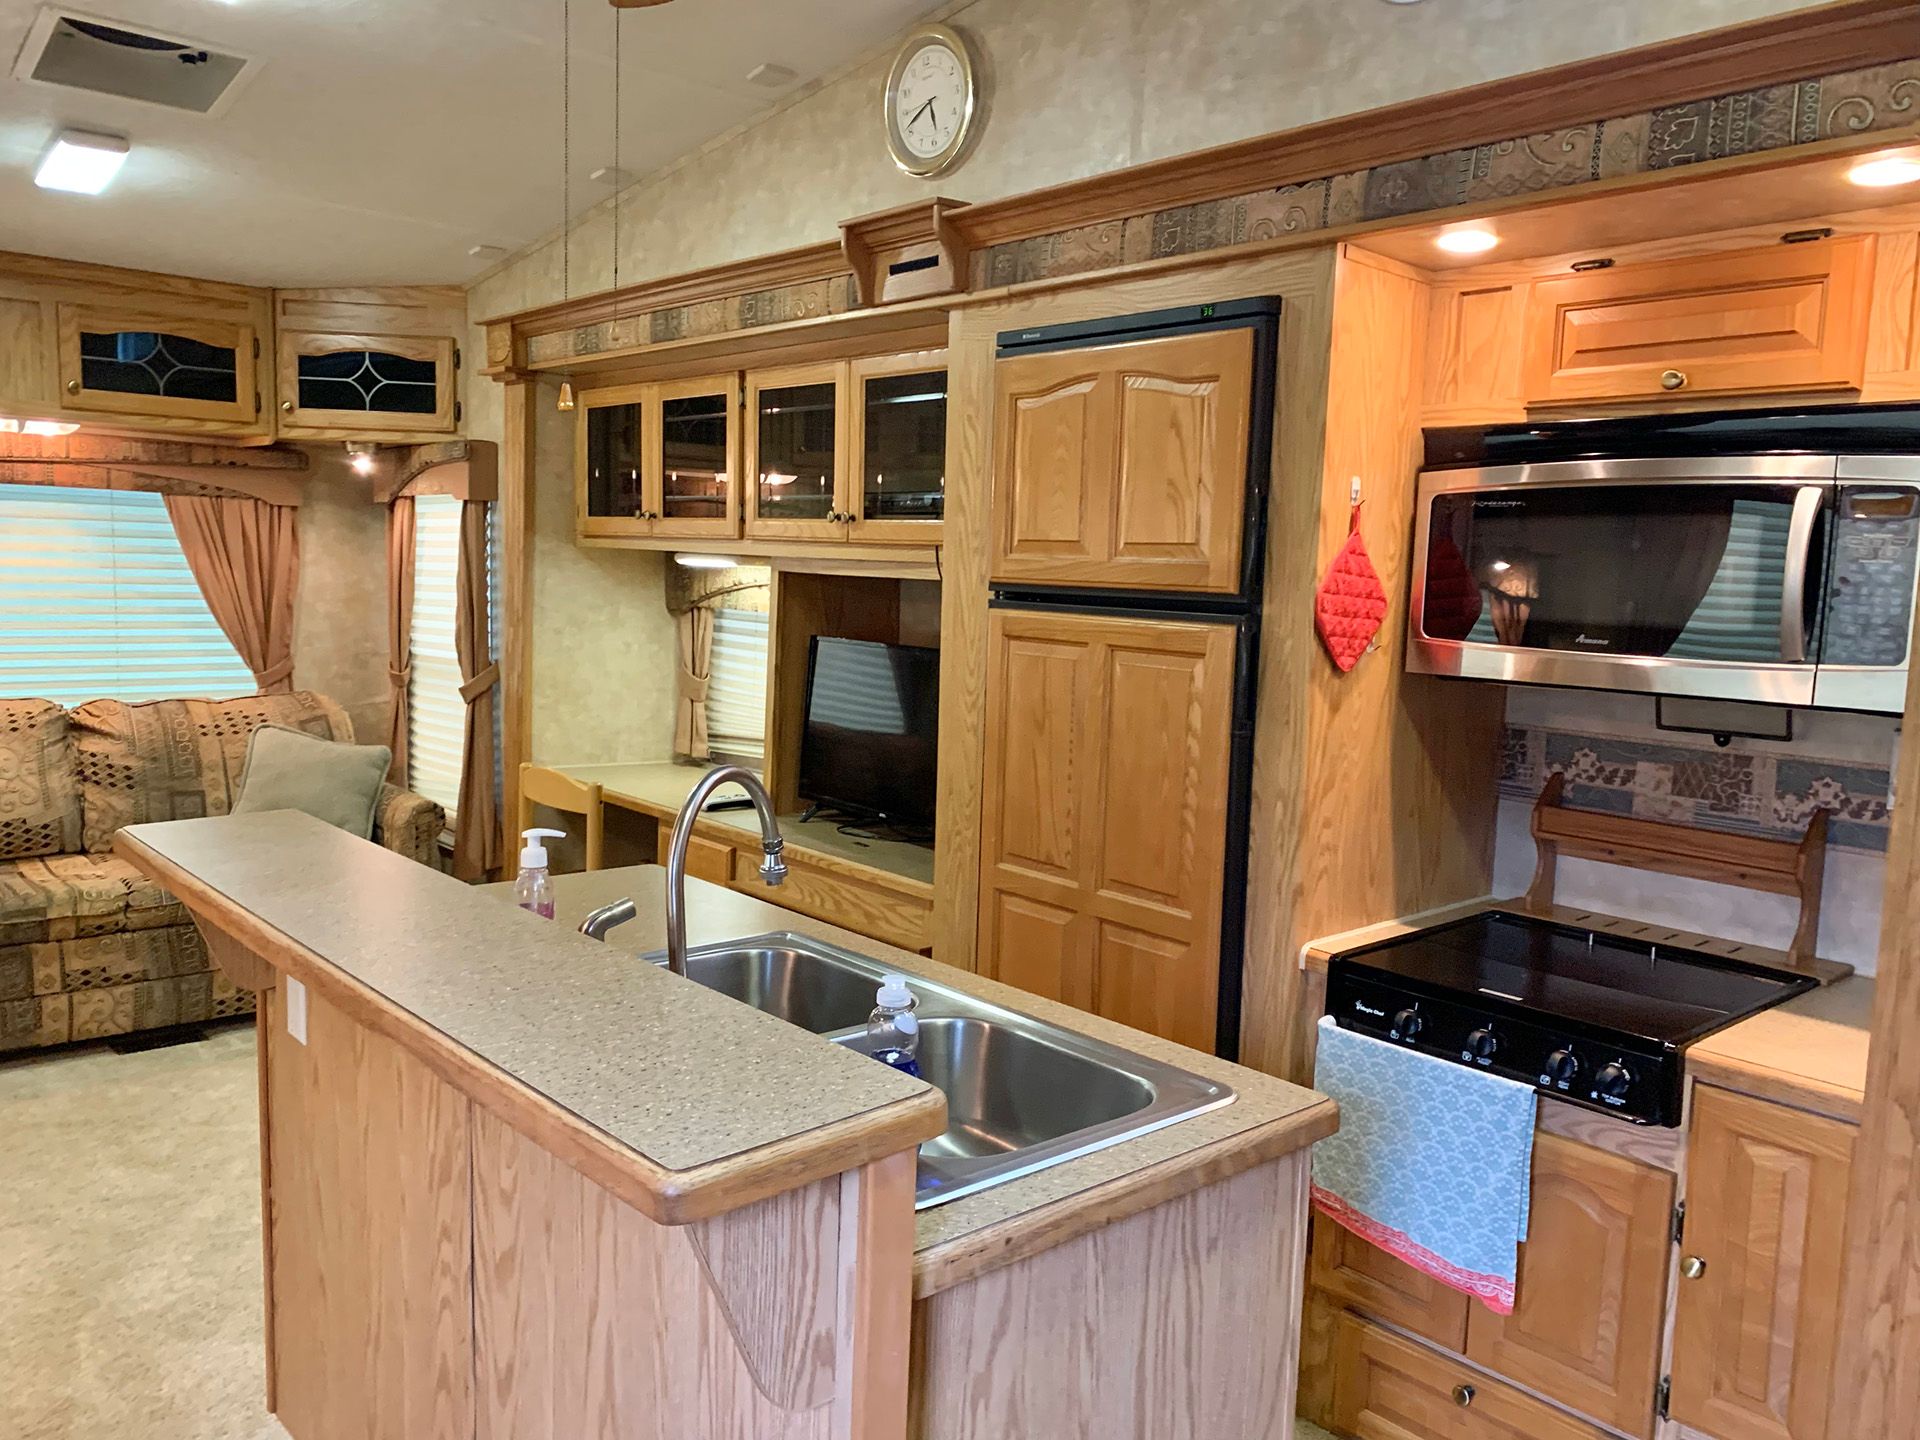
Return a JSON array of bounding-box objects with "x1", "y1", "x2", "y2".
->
[{"x1": 1490, "y1": 688, "x2": 1898, "y2": 973}]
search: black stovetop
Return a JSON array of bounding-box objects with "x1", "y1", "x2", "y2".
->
[{"x1": 1343, "y1": 909, "x2": 1817, "y2": 1048}]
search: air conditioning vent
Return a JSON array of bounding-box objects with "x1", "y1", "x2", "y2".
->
[{"x1": 12, "y1": 6, "x2": 259, "y2": 116}]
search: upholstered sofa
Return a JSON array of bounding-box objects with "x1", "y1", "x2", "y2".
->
[{"x1": 0, "y1": 691, "x2": 443, "y2": 1054}]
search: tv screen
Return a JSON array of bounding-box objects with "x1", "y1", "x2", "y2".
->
[{"x1": 798, "y1": 637, "x2": 940, "y2": 831}]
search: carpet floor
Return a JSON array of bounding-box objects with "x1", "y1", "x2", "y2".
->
[{"x1": 0, "y1": 1021, "x2": 1341, "y2": 1440}]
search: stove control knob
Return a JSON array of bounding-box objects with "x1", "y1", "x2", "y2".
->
[
  {"x1": 1545, "y1": 1050, "x2": 1581, "y2": 1085},
  {"x1": 1391, "y1": 1009, "x2": 1424, "y2": 1041},
  {"x1": 1594, "y1": 1062, "x2": 1634, "y2": 1100},
  {"x1": 1466, "y1": 1027, "x2": 1500, "y2": 1061}
]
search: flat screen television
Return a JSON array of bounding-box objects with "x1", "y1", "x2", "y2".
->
[{"x1": 798, "y1": 637, "x2": 940, "y2": 831}]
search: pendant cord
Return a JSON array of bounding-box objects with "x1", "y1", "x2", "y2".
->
[
  {"x1": 612, "y1": 6, "x2": 621, "y2": 310},
  {"x1": 561, "y1": 0, "x2": 571, "y2": 303}
]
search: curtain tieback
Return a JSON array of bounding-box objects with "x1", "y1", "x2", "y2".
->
[
  {"x1": 255, "y1": 658, "x2": 296, "y2": 689},
  {"x1": 388, "y1": 665, "x2": 412, "y2": 687},
  {"x1": 459, "y1": 663, "x2": 500, "y2": 705},
  {"x1": 677, "y1": 667, "x2": 711, "y2": 705}
]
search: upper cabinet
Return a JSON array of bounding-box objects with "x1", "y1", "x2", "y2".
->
[
  {"x1": 577, "y1": 372, "x2": 742, "y2": 541},
  {"x1": 849, "y1": 350, "x2": 947, "y2": 543},
  {"x1": 1521, "y1": 236, "x2": 1877, "y2": 406},
  {"x1": 745, "y1": 361, "x2": 850, "y2": 541},
  {"x1": 990, "y1": 327, "x2": 1252, "y2": 592},
  {"x1": 0, "y1": 251, "x2": 274, "y2": 442},
  {"x1": 273, "y1": 287, "x2": 464, "y2": 441}
]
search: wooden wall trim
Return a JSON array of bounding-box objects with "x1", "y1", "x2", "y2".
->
[
  {"x1": 950, "y1": 0, "x2": 1920, "y2": 250},
  {"x1": 498, "y1": 382, "x2": 536, "y2": 876},
  {"x1": 379, "y1": 439, "x2": 499, "y2": 504}
]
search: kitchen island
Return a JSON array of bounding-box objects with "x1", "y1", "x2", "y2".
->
[{"x1": 116, "y1": 812, "x2": 1336, "y2": 1440}]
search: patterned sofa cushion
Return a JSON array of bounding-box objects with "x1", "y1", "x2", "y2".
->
[
  {"x1": 0, "y1": 854, "x2": 156, "y2": 947},
  {"x1": 0, "y1": 699, "x2": 83, "y2": 861},
  {"x1": 70, "y1": 692, "x2": 353, "y2": 854}
]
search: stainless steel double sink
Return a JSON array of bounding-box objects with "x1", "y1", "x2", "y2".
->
[{"x1": 640, "y1": 932, "x2": 1234, "y2": 1209}]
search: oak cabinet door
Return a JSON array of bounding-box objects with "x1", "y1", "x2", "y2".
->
[
  {"x1": 1332, "y1": 1314, "x2": 1611, "y2": 1440},
  {"x1": 744, "y1": 361, "x2": 850, "y2": 541},
  {"x1": 847, "y1": 349, "x2": 947, "y2": 544},
  {"x1": 1521, "y1": 235, "x2": 1876, "y2": 405},
  {"x1": 650, "y1": 373, "x2": 741, "y2": 539},
  {"x1": 1464, "y1": 1132, "x2": 1674, "y2": 1438},
  {"x1": 1668, "y1": 1086, "x2": 1855, "y2": 1440},
  {"x1": 1310, "y1": 1214, "x2": 1471, "y2": 1350},
  {"x1": 56, "y1": 303, "x2": 258, "y2": 426},
  {"x1": 575, "y1": 382, "x2": 653, "y2": 540},
  {"x1": 277, "y1": 330, "x2": 457, "y2": 435},
  {"x1": 976, "y1": 606, "x2": 1234, "y2": 1050},
  {"x1": 990, "y1": 327, "x2": 1253, "y2": 592}
]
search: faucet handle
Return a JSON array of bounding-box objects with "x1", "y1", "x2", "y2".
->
[{"x1": 758, "y1": 837, "x2": 787, "y2": 887}]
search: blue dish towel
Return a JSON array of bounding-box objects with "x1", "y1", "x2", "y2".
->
[{"x1": 1311, "y1": 1014, "x2": 1537, "y2": 1313}]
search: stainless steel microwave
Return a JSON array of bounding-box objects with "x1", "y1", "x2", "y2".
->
[{"x1": 1408, "y1": 450, "x2": 1920, "y2": 713}]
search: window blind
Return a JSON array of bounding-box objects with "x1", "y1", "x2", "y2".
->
[
  {"x1": 706, "y1": 606, "x2": 769, "y2": 766},
  {"x1": 409, "y1": 494, "x2": 467, "y2": 816},
  {"x1": 0, "y1": 483, "x2": 255, "y2": 706}
]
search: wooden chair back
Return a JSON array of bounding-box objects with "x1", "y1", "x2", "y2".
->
[{"x1": 517, "y1": 763, "x2": 605, "y2": 871}]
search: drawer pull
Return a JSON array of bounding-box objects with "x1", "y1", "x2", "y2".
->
[
  {"x1": 1451, "y1": 1384, "x2": 1476, "y2": 1408},
  {"x1": 1682, "y1": 1255, "x2": 1708, "y2": 1280},
  {"x1": 1660, "y1": 368, "x2": 1688, "y2": 391}
]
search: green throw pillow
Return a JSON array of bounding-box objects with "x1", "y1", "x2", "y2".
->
[{"x1": 232, "y1": 723, "x2": 391, "y2": 839}]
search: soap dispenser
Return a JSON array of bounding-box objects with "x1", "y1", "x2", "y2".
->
[
  {"x1": 867, "y1": 974, "x2": 921, "y2": 1076},
  {"x1": 514, "y1": 828, "x2": 565, "y2": 919}
]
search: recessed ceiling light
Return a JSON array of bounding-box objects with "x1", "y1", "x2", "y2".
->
[
  {"x1": 467, "y1": 243, "x2": 507, "y2": 260},
  {"x1": 589, "y1": 165, "x2": 632, "y2": 187},
  {"x1": 1848, "y1": 154, "x2": 1920, "y2": 188},
  {"x1": 675, "y1": 553, "x2": 739, "y2": 569},
  {"x1": 747, "y1": 62, "x2": 797, "y2": 87},
  {"x1": 1435, "y1": 225, "x2": 1498, "y2": 255},
  {"x1": 34, "y1": 129, "x2": 128, "y2": 195}
]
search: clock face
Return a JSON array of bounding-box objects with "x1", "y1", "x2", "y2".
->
[{"x1": 885, "y1": 27, "x2": 975, "y2": 175}]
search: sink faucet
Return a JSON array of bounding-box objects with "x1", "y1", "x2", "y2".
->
[{"x1": 576, "y1": 766, "x2": 786, "y2": 974}]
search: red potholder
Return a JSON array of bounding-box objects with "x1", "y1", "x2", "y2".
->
[{"x1": 1316, "y1": 503, "x2": 1388, "y2": 672}]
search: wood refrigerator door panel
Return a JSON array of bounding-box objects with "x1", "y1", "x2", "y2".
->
[{"x1": 991, "y1": 354, "x2": 1115, "y2": 576}]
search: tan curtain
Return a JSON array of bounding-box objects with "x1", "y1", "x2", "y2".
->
[
  {"x1": 163, "y1": 495, "x2": 300, "y2": 693},
  {"x1": 675, "y1": 604, "x2": 714, "y2": 759},
  {"x1": 451, "y1": 500, "x2": 499, "y2": 881},
  {"x1": 385, "y1": 496, "x2": 416, "y2": 783}
]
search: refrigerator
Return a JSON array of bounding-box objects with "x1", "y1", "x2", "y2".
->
[{"x1": 981, "y1": 297, "x2": 1280, "y2": 1059}]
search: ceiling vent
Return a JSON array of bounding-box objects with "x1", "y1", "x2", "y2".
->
[{"x1": 11, "y1": 6, "x2": 260, "y2": 116}]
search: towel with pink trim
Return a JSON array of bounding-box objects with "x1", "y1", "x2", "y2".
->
[{"x1": 1310, "y1": 1014, "x2": 1537, "y2": 1314}]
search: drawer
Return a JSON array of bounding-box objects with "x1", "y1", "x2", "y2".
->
[
  {"x1": 1310, "y1": 1214, "x2": 1470, "y2": 1350},
  {"x1": 1520, "y1": 234, "x2": 1875, "y2": 405},
  {"x1": 654, "y1": 822, "x2": 737, "y2": 886},
  {"x1": 1331, "y1": 1314, "x2": 1610, "y2": 1440},
  {"x1": 732, "y1": 853, "x2": 933, "y2": 952}
]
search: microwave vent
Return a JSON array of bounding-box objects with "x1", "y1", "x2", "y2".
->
[{"x1": 12, "y1": 7, "x2": 257, "y2": 115}]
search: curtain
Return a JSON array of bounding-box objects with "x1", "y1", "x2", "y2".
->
[
  {"x1": 675, "y1": 604, "x2": 715, "y2": 759},
  {"x1": 385, "y1": 496, "x2": 416, "y2": 784},
  {"x1": 162, "y1": 495, "x2": 300, "y2": 693},
  {"x1": 451, "y1": 500, "x2": 499, "y2": 881}
]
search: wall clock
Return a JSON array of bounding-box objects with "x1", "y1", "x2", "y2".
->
[{"x1": 883, "y1": 24, "x2": 978, "y2": 178}]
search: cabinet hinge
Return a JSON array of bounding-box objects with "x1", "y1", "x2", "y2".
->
[
  {"x1": 1671, "y1": 1201, "x2": 1686, "y2": 1246},
  {"x1": 455, "y1": 400, "x2": 463, "y2": 424},
  {"x1": 1657, "y1": 1375, "x2": 1672, "y2": 1421},
  {"x1": 252, "y1": 336, "x2": 261, "y2": 360},
  {"x1": 254, "y1": 390, "x2": 262, "y2": 416},
  {"x1": 454, "y1": 345, "x2": 462, "y2": 371}
]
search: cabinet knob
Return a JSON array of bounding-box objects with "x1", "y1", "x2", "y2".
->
[
  {"x1": 280, "y1": 400, "x2": 294, "y2": 414},
  {"x1": 1681, "y1": 1255, "x2": 1707, "y2": 1280},
  {"x1": 1660, "y1": 368, "x2": 1688, "y2": 391},
  {"x1": 65, "y1": 378, "x2": 81, "y2": 396},
  {"x1": 1451, "y1": 1384, "x2": 1476, "y2": 1408}
]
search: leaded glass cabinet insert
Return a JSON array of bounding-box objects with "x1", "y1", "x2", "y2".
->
[{"x1": 56, "y1": 305, "x2": 257, "y2": 424}]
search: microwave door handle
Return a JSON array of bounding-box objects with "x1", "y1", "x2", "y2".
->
[{"x1": 1779, "y1": 485, "x2": 1826, "y2": 664}]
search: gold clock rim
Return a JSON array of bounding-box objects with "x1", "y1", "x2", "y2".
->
[{"x1": 882, "y1": 22, "x2": 977, "y2": 179}]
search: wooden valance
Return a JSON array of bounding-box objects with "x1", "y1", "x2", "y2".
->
[
  {"x1": 840, "y1": 197, "x2": 971, "y2": 308},
  {"x1": 0, "y1": 433, "x2": 309, "y2": 505},
  {"x1": 375, "y1": 440, "x2": 499, "y2": 505},
  {"x1": 1524, "y1": 773, "x2": 1835, "y2": 977}
]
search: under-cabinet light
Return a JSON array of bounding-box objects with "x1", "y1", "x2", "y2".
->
[
  {"x1": 1848, "y1": 154, "x2": 1920, "y2": 189},
  {"x1": 346, "y1": 443, "x2": 378, "y2": 477},
  {"x1": 675, "y1": 553, "x2": 740, "y2": 569},
  {"x1": 1435, "y1": 226, "x2": 1498, "y2": 255},
  {"x1": 35, "y1": 130, "x2": 130, "y2": 196}
]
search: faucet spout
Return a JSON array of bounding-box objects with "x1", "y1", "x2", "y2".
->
[
  {"x1": 578, "y1": 897, "x2": 637, "y2": 941},
  {"x1": 666, "y1": 765, "x2": 785, "y2": 978}
]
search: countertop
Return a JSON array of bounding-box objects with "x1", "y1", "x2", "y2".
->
[
  {"x1": 557, "y1": 760, "x2": 935, "y2": 889},
  {"x1": 116, "y1": 812, "x2": 945, "y2": 1227},
  {"x1": 1689, "y1": 975, "x2": 1875, "y2": 1122},
  {"x1": 505, "y1": 865, "x2": 1339, "y2": 1297}
]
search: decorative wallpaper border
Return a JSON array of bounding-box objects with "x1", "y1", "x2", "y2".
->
[
  {"x1": 526, "y1": 275, "x2": 861, "y2": 366},
  {"x1": 973, "y1": 57, "x2": 1920, "y2": 288},
  {"x1": 1499, "y1": 724, "x2": 1894, "y2": 854}
]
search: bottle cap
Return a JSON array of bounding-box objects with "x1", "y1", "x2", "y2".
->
[
  {"x1": 876, "y1": 974, "x2": 915, "y2": 1010},
  {"x1": 520, "y1": 828, "x2": 565, "y2": 868}
]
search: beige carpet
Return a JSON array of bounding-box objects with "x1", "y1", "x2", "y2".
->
[
  {"x1": 0, "y1": 1023, "x2": 1341, "y2": 1440},
  {"x1": 0, "y1": 1023, "x2": 286, "y2": 1440}
]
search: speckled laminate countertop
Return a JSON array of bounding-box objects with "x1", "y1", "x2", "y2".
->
[
  {"x1": 1689, "y1": 974, "x2": 1874, "y2": 1122},
  {"x1": 521, "y1": 866, "x2": 1338, "y2": 1294}
]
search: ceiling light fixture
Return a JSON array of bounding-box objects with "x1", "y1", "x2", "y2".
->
[
  {"x1": 1435, "y1": 225, "x2": 1499, "y2": 255},
  {"x1": 674, "y1": 553, "x2": 739, "y2": 569},
  {"x1": 1848, "y1": 153, "x2": 1920, "y2": 189},
  {"x1": 35, "y1": 128, "x2": 129, "y2": 195},
  {"x1": 747, "y1": 62, "x2": 797, "y2": 87}
]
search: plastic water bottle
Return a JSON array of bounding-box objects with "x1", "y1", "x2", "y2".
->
[{"x1": 867, "y1": 975, "x2": 921, "y2": 1077}]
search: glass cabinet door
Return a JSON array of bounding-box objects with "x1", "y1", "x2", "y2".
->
[
  {"x1": 579, "y1": 387, "x2": 649, "y2": 537},
  {"x1": 651, "y1": 375, "x2": 740, "y2": 537},
  {"x1": 851, "y1": 353, "x2": 946, "y2": 540},
  {"x1": 57, "y1": 305, "x2": 255, "y2": 424},
  {"x1": 746, "y1": 363, "x2": 847, "y2": 539},
  {"x1": 278, "y1": 331, "x2": 456, "y2": 434}
]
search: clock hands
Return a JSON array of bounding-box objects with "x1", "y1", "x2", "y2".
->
[{"x1": 906, "y1": 96, "x2": 936, "y2": 132}]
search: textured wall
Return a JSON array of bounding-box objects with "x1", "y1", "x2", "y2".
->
[
  {"x1": 291, "y1": 450, "x2": 389, "y2": 746},
  {"x1": 465, "y1": 0, "x2": 1816, "y2": 763}
]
